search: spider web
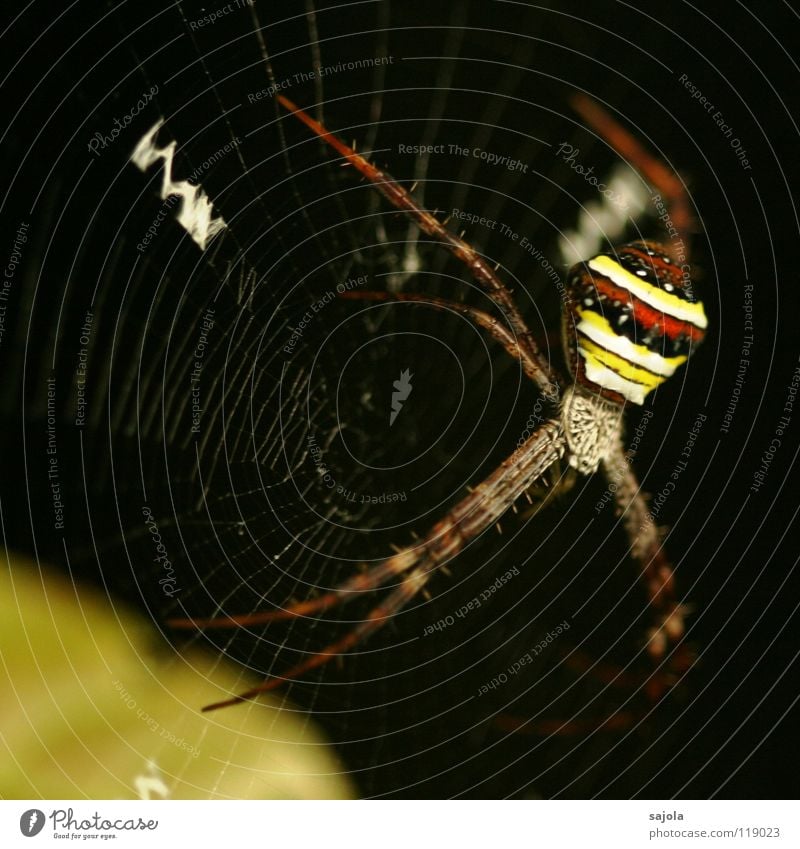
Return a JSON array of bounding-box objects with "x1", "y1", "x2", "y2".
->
[{"x1": 2, "y1": 0, "x2": 754, "y2": 799}]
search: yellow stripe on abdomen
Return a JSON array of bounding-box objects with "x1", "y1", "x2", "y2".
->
[
  {"x1": 588, "y1": 255, "x2": 708, "y2": 329},
  {"x1": 578, "y1": 337, "x2": 665, "y2": 391},
  {"x1": 576, "y1": 308, "x2": 688, "y2": 376}
]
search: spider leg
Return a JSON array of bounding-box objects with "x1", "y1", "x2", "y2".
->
[
  {"x1": 166, "y1": 554, "x2": 414, "y2": 630},
  {"x1": 339, "y1": 290, "x2": 556, "y2": 388},
  {"x1": 277, "y1": 95, "x2": 558, "y2": 397},
  {"x1": 601, "y1": 437, "x2": 690, "y2": 663},
  {"x1": 202, "y1": 566, "x2": 431, "y2": 711},
  {"x1": 495, "y1": 711, "x2": 638, "y2": 736},
  {"x1": 492, "y1": 444, "x2": 697, "y2": 740},
  {"x1": 570, "y1": 93, "x2": 695, "y2": 255},
  {"x1": 492, "y1": 643, "x2": 687, "y2": 738},
  {"x1": 193, "y1": 420, "x2": 565, "y2": 710},
  {"x1": 489, "y1": 650, "x2": 650, "y2": 737}
]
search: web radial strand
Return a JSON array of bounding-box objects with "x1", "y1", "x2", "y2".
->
[{"x1": 10, "y1": 0, "x2": 689, "y2": 799}]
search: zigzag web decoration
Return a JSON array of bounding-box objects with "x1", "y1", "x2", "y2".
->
[{"x1": 131, "y1": 119, "x2": 226, "y2": 251}]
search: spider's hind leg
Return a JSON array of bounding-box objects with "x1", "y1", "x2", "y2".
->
[
  {"x1": 173, "y1": 421, "x2": 564, "y2": 710},
  {"x1": 601, "y1": 436, "x2": 690, "y2": 662},
  {"x1": 493, "y1": 432, "x2": 695, "y2": 738},
  {"x1": 201, "y1": 564, "x2": 434, "y2": 711},
  {"x1": 492, "y1": 645, "x2": 690, "y2": 738}
]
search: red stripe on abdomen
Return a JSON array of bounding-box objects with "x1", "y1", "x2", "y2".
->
[{"x1": 591, "y1": 276, "x2": 704, "y2": 341}]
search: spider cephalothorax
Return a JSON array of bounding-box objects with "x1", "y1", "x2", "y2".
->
[{"x1": 168, "y1": 96, "x2": 707, "y2": 716}]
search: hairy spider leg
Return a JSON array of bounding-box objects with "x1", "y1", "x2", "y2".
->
[
  {"x1": 601, "y1": 436, "x2": 692, "y2": 662},
  {"x1": 493, "y1": 639, "x2": 694, "y2": 736},
  {"x1": 276, "y1": 94, "x2": 557, "y2": 397},
  {"x1": 180, "y1": 96, "x2": 700, "y2": 724},
  {"x1": 570, "y1": 93, "x2": 695, "y2": 256},
  {"x1": 199, "y1": 421, "x2": 565, "y2": 710},
  {"x1": 202, "y1": 568, "x2": 429, "y2": 711},
  {"x1": 168, "y1": 290, "x2": 558, "y2": 635},
  {"x1": 492, "y1": 429, "x2": 696, "y2": 736},
  {"x1": 493, "y1": 437, "x2": 697, "y2": 736},
  {"x1": 568, "y1": 95, "x2": 700, "y2": 689},
  {"x1": 167, "y1": 556, "x2": 410, "y2": 629},
  {"x1": 338, "y1": 290, "x2": 556, "y2": 387}
]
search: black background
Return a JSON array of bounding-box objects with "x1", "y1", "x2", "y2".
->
[{"x1": 1, "y1": 0, "x2": 799, "y2": 799}]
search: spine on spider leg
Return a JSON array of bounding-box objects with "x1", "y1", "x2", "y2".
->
[
  {"x1": 601, "y1": 439, "x2": 686, "y2": 659},
  {"x1": 195, "y1": 421, "x2": 566, "y2": 711},
  {"x1": 339, "y1": 290, "x2": 549, "y2": 388},
  {"x1": 424, "y1": 420, "x2": 565, "y2": 563},
  {"x1": 172, "y1": 420, "x2": 564, "y2": 638},
  {"x1": 276, "y1": 95, "x2": 555, "y2": 394},
  {"x1": 276, "y1": 95, "x2": 435, "y2": 227}
]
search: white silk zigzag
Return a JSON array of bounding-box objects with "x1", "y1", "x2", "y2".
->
[{"x1": 131, "y1": 120, "x2": 226, "y2": 251}]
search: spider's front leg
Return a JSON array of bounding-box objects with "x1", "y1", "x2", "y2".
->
[
  {"x1": 171, "y1": 419, "x2": 566, "y2": 711},
  {"x1": 338, "y1": 289, "x2": 555, "y2": 388},
  {"x1": 276, "y1": 94, "x2": 558, "y2": 397}
]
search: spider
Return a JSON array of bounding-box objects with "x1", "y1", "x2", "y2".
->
[{"x1": 169, "y1": 93, "x2": 707, "y2": 715}]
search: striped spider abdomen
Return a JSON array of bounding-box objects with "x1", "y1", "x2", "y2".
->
[
  {"x1": 167, "y1": 97, "x2": 708, "y2": 713},
  {"x1": 563, "y1": 241, "x2": 708, "y2": 406}
]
